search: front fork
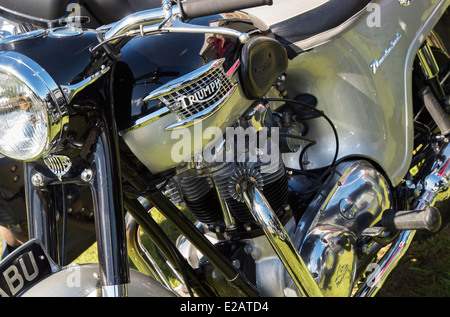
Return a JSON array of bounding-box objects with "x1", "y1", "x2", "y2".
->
[{"x1": 24, "y1": 118, "x2": 129, "y2": 297}]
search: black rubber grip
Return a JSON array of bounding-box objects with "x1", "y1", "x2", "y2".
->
[
  {"x1": 179, "y1": 0, "x2": 273, "y2": 20},
  {"x1": 382, "y1": 207, "x2": 442, "y2": 233},
  {"x1": 419, "y1": 86, "x2": 450, "y2": 135}
]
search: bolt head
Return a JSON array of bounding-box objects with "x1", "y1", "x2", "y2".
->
[
  {"x1": 239, "y1": 33, "x2": 250, "y2": 44},
  {"x1": 81, "y1": 168, "x2": 94, "y2": 182},
  {"x1": 31, "y1": 173, "x2": 44, "y2": 187}
]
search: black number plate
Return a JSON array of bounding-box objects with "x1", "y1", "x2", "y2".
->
[{"x1": 0, "y1": 240, "x2": 53, "y2": 297}]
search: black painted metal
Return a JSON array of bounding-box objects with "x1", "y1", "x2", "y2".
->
[
  {"x1": 87, "y1": 118, "x2": 129, "y2": 288},
  {"x1": 24, "y1": 163, "x2": 59, "y2": 263}
]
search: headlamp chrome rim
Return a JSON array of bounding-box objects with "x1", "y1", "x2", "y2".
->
[{"x1": 0, "y1": 51, "x2": 68, "y2": 161}]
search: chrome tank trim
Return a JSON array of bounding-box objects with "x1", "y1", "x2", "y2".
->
[
  {"x1": 60, "y1": 65, "x2": 111, "y2": 104},
  {"x1": 0, "y1": 29, "x2": 45, "y2": 44},
  {"x1": 119, "y1": 107, "x2": 171, "y2": 135},
  {"x1": 143, "y1": 59, "x2": 238, "y2": 131},
  {"x1": 145, "y1": 60, "x2": 227, "y2": 102}
]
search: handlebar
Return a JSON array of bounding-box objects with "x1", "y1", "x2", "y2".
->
[
  {"x1": 178, "y1": 0, "x2": 273, "y2": 20},
  {"x1": 100, "y1": 0, "x2": 272, "y2": 55}
]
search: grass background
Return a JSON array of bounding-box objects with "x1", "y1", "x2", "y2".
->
[{"x1": 2, "y1": 212, "x2": 449, "y2": 296}]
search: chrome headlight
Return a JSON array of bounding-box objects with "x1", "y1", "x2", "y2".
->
[{"x1": 0, "y1": 52, "x2": 67, "y2": 161}]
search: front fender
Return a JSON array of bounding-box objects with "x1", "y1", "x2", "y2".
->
[{"x1": 20, "y1": 263, "x2": 177, "y2": 297}]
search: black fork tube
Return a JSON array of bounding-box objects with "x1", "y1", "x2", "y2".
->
[
  {"x1": 24, "y1": 164, "x2": 58, "y2": 262},
  {"x1": 26, "y1": 118, "x2": 130, "y2": 296},
  {"x1": 86, "y1": 119, "x2": 129, "y2": 296}
]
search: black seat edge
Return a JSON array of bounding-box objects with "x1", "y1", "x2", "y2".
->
[{"x1": 271, "y1": 0, "x2": 372, "y2": 55}]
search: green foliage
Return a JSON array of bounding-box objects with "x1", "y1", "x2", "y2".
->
[{"x1": 378, "y1": 225, "x2": 450, "y2": 297}]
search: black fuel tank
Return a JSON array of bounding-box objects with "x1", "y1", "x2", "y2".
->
[
  {"x1": 112, "y1": 15, "x2": 229, "y2": 132},
  {"x1": 0, "y1": 28, "x2": 100, "y2": 86}
]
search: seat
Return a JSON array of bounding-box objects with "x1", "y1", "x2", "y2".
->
[
  {"x1": 84, "y1": 0, "x2": 162, "y2": 25},
  {"x1": 245, "y1": 0, "x2": 372, "y2": 55}
]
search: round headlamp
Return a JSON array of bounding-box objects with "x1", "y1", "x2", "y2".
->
[{"x1": 0, "y1": 52, "x2": 67, "y2": 161}]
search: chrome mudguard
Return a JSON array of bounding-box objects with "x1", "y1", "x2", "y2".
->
[{"x1": 20, "y1": 263, "x2": 177, "y2": 297}]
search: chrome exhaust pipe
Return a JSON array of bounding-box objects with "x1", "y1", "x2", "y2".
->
[
  {"x1": 356, "y1": 141, "x2": 450, "y2": 297},
  {"x1": 240, "y1": 181, "x2": 323, "y2": 297}
]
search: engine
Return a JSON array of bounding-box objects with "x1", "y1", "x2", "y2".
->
[
  {"x1": 165, "y1": 101, "x2": 292, "y2": 234},
  {"x1": 161, "y1": 93, "x2": 319, "y2": 296}
]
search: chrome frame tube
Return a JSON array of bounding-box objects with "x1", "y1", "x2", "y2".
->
[
  {"x1": 356, "y1": 230, "x2": 415, "y2": 297},
  {"x1": 417, "y1": 42, "x2": 446, "y2": 99},
  {"x1": 241, "y1": 182, "x2": 323, "y2": 297},
  {"x1": 125, "y1": 213, "x2": 174, "y2": 290}
]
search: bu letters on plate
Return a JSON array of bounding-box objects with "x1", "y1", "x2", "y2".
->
[{"x1": 0, "y1": 240, "x2": 53, "y2": 297}]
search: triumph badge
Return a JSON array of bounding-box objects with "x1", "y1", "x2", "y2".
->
[{"x1": 177, "y1": 78, "x2": 222, "y2": 109}]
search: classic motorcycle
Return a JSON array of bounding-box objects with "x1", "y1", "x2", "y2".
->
[{"x1": 0, "y1": 0, "x2": 448, "y2": 297}]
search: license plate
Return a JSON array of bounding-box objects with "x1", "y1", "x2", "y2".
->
[{"x1": 0, "y1": 240, "x2": 53, "y2": 297}]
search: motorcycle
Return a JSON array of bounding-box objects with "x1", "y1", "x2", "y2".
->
[{"x1": 0, "y1": 0, "x2": 448, "y2": 297}]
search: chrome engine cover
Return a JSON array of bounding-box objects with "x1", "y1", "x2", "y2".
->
[
  {"x1": 175, "y1": 160, "x2": 392, "y2": 296},
  {"x1": 248, "y1": 160, "x2": 392, "y2": 296}
]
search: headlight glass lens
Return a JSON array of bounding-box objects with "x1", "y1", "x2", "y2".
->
[{"x1": 0, "y1": 71, "x2": 48, "y2": 160}]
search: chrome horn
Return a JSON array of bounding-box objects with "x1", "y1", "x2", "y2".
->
[{"x1": 239, "y1": 181, "x2": 323, "y2": 297}]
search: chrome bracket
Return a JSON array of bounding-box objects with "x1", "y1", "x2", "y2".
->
[
  {"x1": 398, "y1": 0, "x2": 412, "y2": 6},
  {"x1": 60, "y1": 65, "x2": 111, "y2": 104}
]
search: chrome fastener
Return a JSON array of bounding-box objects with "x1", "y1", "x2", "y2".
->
[{"x1": 81, "y1": 168, "x2": 94, "y2": 182}]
